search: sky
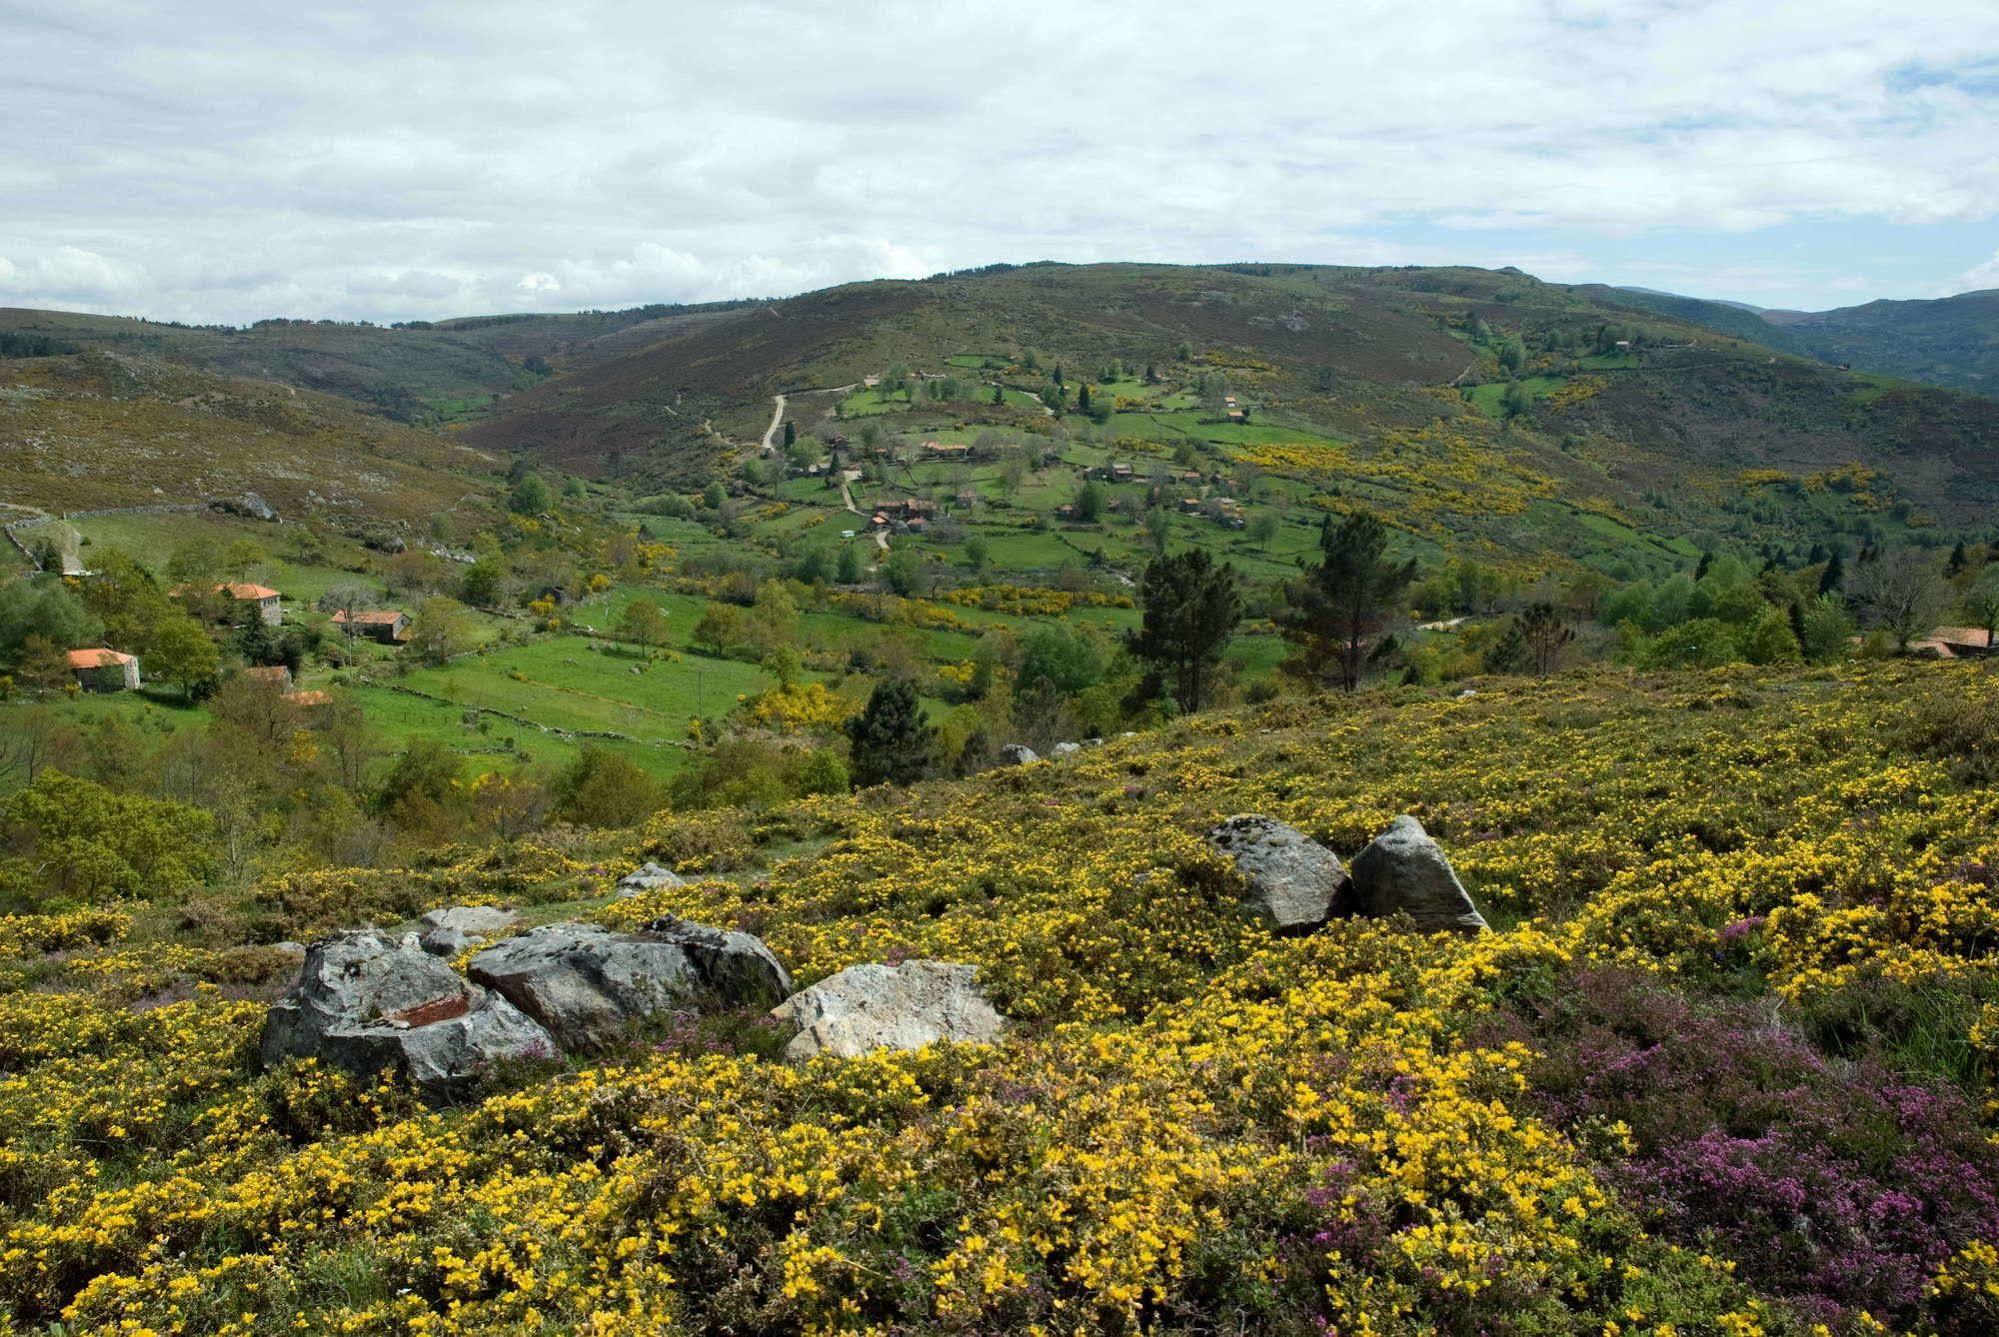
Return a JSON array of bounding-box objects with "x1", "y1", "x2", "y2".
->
[{"x1": 4, "y1": 0, "x2": 1998, "y2": 324}]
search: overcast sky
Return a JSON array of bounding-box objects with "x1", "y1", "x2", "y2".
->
[{"x1": 4, "y1": 0, "x2": 1998, "y2": 324}]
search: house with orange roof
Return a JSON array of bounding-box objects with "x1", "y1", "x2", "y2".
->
[
  {"x1": 333, "y1": 608, "x2": 411, "y2": 643},
  {"x1": 67, "y1": 647, "x2": 140, "y2": 691},
  {"x1": 218, "y1": 582, "x2": 282, "y2": 625}
]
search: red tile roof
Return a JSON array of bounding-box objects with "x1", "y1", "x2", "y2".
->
[
  {"x1": 333, "y1": 609, "x2": 406, "y2": 626},
  {"x1": 220, "y1": 583, "x2": 279, "y2": 600},
  {"x1": 67, "y1": 647, "x2": 135, "y2": 669}
]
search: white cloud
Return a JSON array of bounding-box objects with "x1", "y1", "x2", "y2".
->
[
  {"x1": 1, "y1": 0, "x2": 1996, "y2": 320},
  {"x1": 1957, "y1": 251, "x2": 1999, "y2": 293}
]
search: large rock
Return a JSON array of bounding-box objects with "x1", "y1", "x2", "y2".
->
[
  {"x1": 261, "y1": 930, "x2": 555, "y2": 1094},
  {"x1": 997, "y1": 743, "x2": 1040, "y2": 766},
  {"x1": 1206, "y1": 815, "x2": 1350, "y2": 931},
  {"x1": 418, "y1": 904, "x2": 518, "y2": 956},
  {"x1": 1050, "y1": 741, "x2": 1082, "y2": 757},
  {"x1": 615, "y1": 861, "x2": 686, "y2": 899},
  {"x1": 1348, "y1": 816, "x2": 1489, "y2": 934},
  {"x1": 770, "y1": 960, "x2": 1004, "y2": 1062},
  {"x1": 469, "y1": 918, "x2": 791, "y2": 1053}
]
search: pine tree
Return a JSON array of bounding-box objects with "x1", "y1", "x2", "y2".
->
[
  {"x1": 844, "y1": 678, "x2": 936, "y2": 788},
  {"x1": 1125, "y1": 550, "x2": 1242, "y2": 713},
  {"x1": 1281, "y1": 511, "x2": 1416, "y2": 692},
  {"x1": 782, "y1": 421, "x2": 796, "y2": 449},
  {"x1": 1819, "y1": 548, "x2": 1846, "y2": 595}
]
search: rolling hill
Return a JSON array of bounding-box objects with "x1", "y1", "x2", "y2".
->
[
  {"x1": 453, "y1": 262, "x2": 1999, "y2": 539},
  {"x1": 0, "y1": 347, "x2": 504, "y2": 529},
  {"x1": 1579, "y1": 284, "x2": 1999, "y2": 398},
  {"x1": 0, "y1": 298, "x2": 768, "y2": 426},
  {"x1": 1761, "y1": 289, "x2": 1999, "y2": 397}
]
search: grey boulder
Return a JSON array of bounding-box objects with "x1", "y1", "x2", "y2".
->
[
  {"x1": 1348, "y1": 815, "x2": 1489, "y2": 934},
  {"x1": 1050, "y1": 741, "x2": 1082, "y2": 757},
  {"x1": 261, "y1": 930, "x2": 555, "y2": 1094},
  {"x1": 418, "y1": 904, "x2": 518, "y2": 956},
  {"x1": 770, "y1": 959, "x2": 1005, "y2": 1062},
  {"x1": 469, "y1": 918, "x2": 791, "y2": 1053},
  {"x1": 997, "y1": 743, "x2": 1040, "y2": 766},
  {"x1": 616, "y1": 861, "x2": 686, "y2": 898},
  {"x1": 1206, "y1": 815, "x2": 1350, "y2": 931}
]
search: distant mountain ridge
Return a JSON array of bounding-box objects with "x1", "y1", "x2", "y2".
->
[{"x1": 1580, "y1": 284, "x2": 1999, "y2": 397}]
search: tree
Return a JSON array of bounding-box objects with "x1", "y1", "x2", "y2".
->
[
  {"x1": 1125, "y1": 549, "x2": 1242, "y2": 713},
  {"x1": 1020, "y1": 625, "x2": 1106, "y2": 694},
  {"x1": 1281, "y1": 511, "x2": 1415, "y2": 692},
  {"x1": 460, "y1": 560, "x2": 505, "y2": 608},
  {"x1": 693, "y1": 603, "x2": 746, "y2": 656},
  {"x1": 1818, "y1": 549, "x2": 1846, "y2": 596},
  {"x1": 991, "y1": 383, "x2": 1004, "y2": 406},
  {"x1": 965, "y1": 536, "x2": 989, "y2": 573},
  {"x1": 0, "y1": 772, "x2": 215, "y2": 911},
  {"x1": 617, "y1": 597, "x2": 670, "y2": 658},
  {"x1": 14, "y1": 635, "x2": 72, "y2": 694},
  {"x1": 555, "y1": 746, "x2": 667, "y2": 827},
  {"x1": 79, "y1": 549, "x2": 173, "y2": 653},
  {"x1": 405, "y1": 596, "x2": 478, "y2": 665},
  {"x1": 0, "y1": 581, "x2": 101, "y2": 662},
  {"x1": 1075, "y1": 480, "x2": 1107, "y2": 523},
  {"x1": 508, "y1": 473, "x2": 552, "y2": 515},
  {"x1": 147, "y1": 613, "x2": 221, "y2": 700},
  {"x1": 1850, "y1": 549, "x2": 1949, "y2": 650},
  {"x1": 1077, "y1": 383, "x2": 1093, "y2": 415},
  {"x1": 1516, "y1": 602, "x2": 1575, "y2": 675},
  {"x1": 1797, "y1": 595, "x2": 1856, "y2": 663},
  {"x1": 836, "y1": 544, "x2": 866, "y2": 585},
  {"x1": 782, "y1": 420, "x2": 797, "y2": 449},
  {"x1": 844, "y1": 677, "x2": 936, "y2": 788},
  {"x1": 1743, "y1": 606, "x2": 1803, "y2": 665},
  {"x1": 1247, "y1": 513, "x2": 1280, "y2": 551}
]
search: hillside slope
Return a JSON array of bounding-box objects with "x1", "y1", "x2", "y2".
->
[
  {"x1": 0, "y1": 348, "x2": 502, "y2": 527},
  {"x1": 1763, "y1": 289, "x2": 1999, "y2": 397},
  {"x1": 6, "y1": 661, "x2": 1999, "y2": 1332},
  {"x1": 463, "y1": 261, "x2": 1999, "y2": 534},
  {"x1": 0, "y1": 300, "x2": 764, "y2": 426}
]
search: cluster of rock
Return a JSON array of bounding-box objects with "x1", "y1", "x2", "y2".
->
[
  {"x1": 996, "y1": 738, "x2": 1109, "y2": 766},
  {"x1": 262, "y1": 904, "x2": 1005, "y2": 1095},
  {"x1": 1206, "y1": 813, "x2": 1489, "y2": 934},
  {"x1": 262, "y1": 816, "x2": 1483, "y2": 1096}
]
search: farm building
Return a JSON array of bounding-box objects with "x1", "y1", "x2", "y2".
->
[
  {"x1": 333, "y1": 608, "x2": 411, "y2": 643},
  {"x1": 1909, "y1": 627, "x2": 1996, "y2": 659},
  {"x1": 67, "y1": 647, "x2": 140, "y2": 691},
  {"x1": 242, "y1": 665, "x2": 294, "y2": 691},
  {"x1": 219, "y1": 583, "x2": 282, "y2": 625},
  {"x1": 922, "y1": 441, "x2": 972, "y2": 461}
]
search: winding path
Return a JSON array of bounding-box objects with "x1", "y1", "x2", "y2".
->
[{"x1": 760, "y1": 394, "x2": 787, "y2": 452}]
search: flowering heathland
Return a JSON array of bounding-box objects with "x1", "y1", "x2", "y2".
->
[{"x1": 4, "y1": 662, "x2": 1999, "y2": 1334}]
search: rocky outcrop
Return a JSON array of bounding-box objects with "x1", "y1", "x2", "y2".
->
[
  {"x1": 615, "y1": 861, "x2": 685, "y2": 898},
  {"x1": 468, "y1": 918, "x2": 791, "y2": 1053},
  {"x1": 770, "y1": 960, "x2": 1004, "y2": 1062},
  {"x1": 1050, "y1": 741, "x2": 1082, "y2": 757},
  {"x1": 418, "y1": 904, "x2": 518, "y2": 957},
  {"x1": 997, "y1": 743, "x2": 1040, "y2": 765},
  {"x1": 1206, "y1": 815, "x2": 1351, "y2": 931},
  {"x1": 260, "y1": 930, "x2": 555, "y2": 1094},
  {"x1": 1348, "y1": 816, "x2": 1489, "y2": 933}
]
